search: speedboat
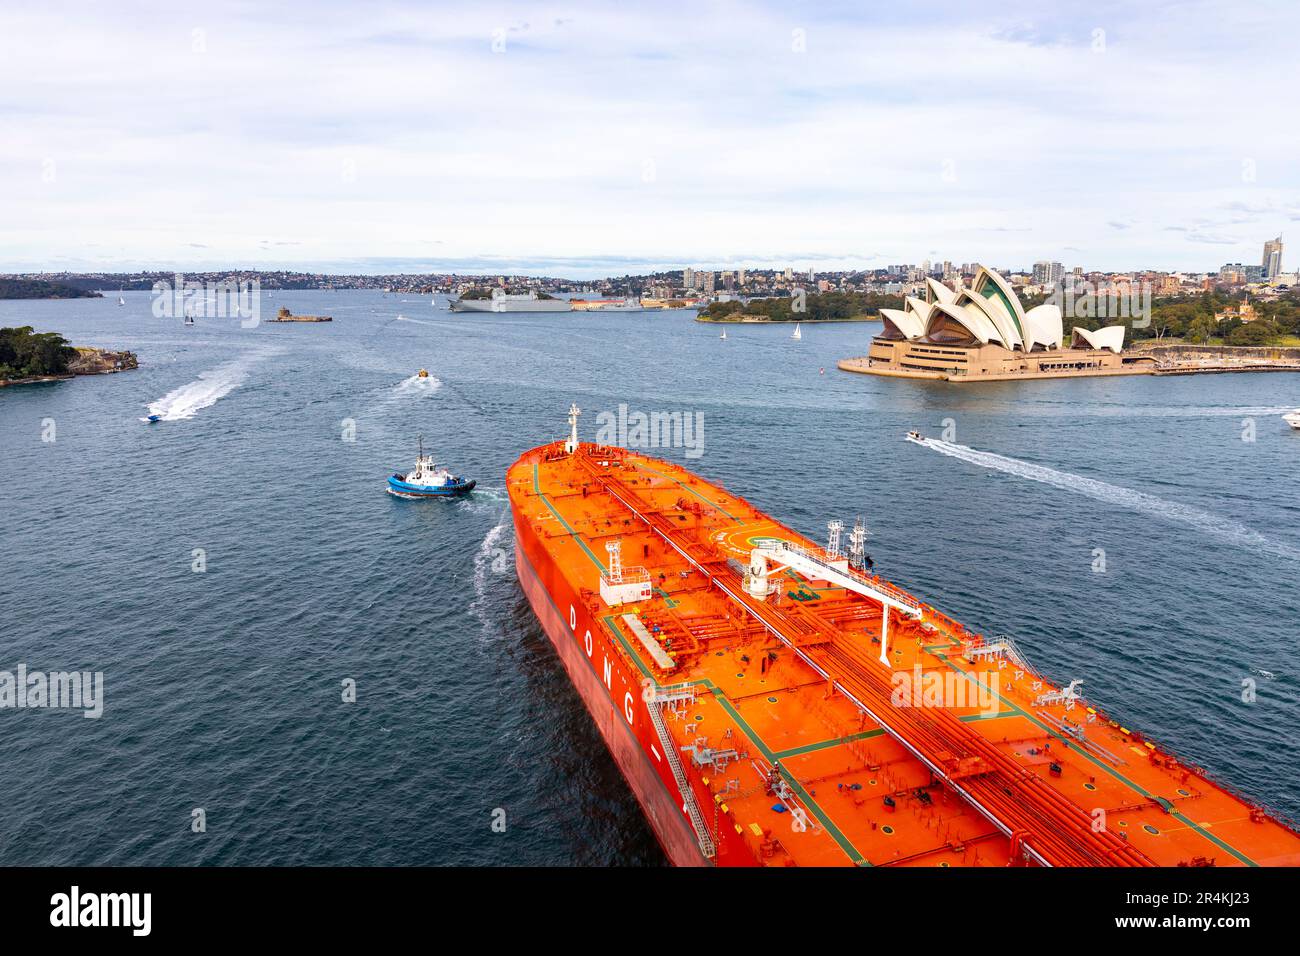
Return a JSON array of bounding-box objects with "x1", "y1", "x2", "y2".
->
[
  {"x1": 417, "y1": 369, "x2": 430, "y2": 378},
  {"x1": 144, "y1": 414, "x2": 162, "y2": 424},
  {"x1": 1284, "y1": 409, "x2": 1300, "y2": 430},
  {"x1": 905, "y1": 430, "x2": 924, "y2": 443},
  {"x1": 388, "y1": 437, "x2": 475, "y2": 497}
]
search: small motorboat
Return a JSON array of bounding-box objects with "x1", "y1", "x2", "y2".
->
[
  {"x1": 905, "y1": 430, "x2": 924, "y2": 443},
  {"x1": 417, "y1": 369, "x2": 430, "y2": 378},
  {"x1": 1284, "y1": 409, "x2": 1300, "y2": 430},
  {"x1": 144, "y1": 414, "x2": 162, "y2": 424},
  {"x1": 387, "y1": 437, "x2": 475, "y2": 497}
]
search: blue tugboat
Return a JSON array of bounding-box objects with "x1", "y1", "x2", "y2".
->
[{"x1": 387, "y1": 436, "x2": 476, "y2": 497}]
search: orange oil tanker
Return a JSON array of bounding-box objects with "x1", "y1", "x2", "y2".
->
[{"x1": 506, "y1": 407, "x2": 1300, "y2": 867}]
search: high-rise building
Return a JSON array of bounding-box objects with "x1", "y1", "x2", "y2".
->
[
  {"x1": 737, "y1": 268, "x2": 746, "y2": 286},
  {"x1": 682, "y1": 267, "x2": 695, "y2": 291},
  {"x1": 1221, "y1": 262, "x2": 1264, "y2": 283},
  {"x1": 699, "y1": 271, "x2": 715, "y2": 293},
  {"x1": 1262, "y1": 236, "x2": 1283, "y2": 280},
  {"x1": 1032, "y1": 261, "x2": 1064, "y2": 287}
]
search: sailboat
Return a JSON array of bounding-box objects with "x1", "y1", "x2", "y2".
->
[
  {"x1": 791, "y1": 322, "x2": 802, "y2": 340},
  {"x1": 720, "y1": 330, "x2": 727, "y2": 340},
  {"x1": 117, "y1": 287, "x2": 125, "y2": 306}
]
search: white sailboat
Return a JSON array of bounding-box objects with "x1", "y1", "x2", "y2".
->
[
  {"x1": 117, "y1": 287, "x2": 125, "y2": 306},
  {"x1": 791, "y1": 322, "x2": 802, "y2": 340},
  {"x1": 720, "y1": 329, "x2": 727, "y2": 340}
]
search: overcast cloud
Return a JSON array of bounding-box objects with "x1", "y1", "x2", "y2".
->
[{"x1": 1, "y1": 0, "x2": 1296, "y2": 276}]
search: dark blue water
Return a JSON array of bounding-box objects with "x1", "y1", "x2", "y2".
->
[{"x1": 3, "y1": 291, "x2": 1299, "y2": 864}]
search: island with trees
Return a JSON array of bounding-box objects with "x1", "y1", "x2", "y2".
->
[
  {"x1": 0, "y1": 278, "x2": 103, "y2": 299},
  {"x1": 0, "y1": 326, "x2": 138, "y2": 387}
]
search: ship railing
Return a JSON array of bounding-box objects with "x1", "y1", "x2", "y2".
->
[
  {"x1": 646, "y1": 692, "x2": 716, "y2": 860},
  {"x1": 755, "y1": 538, "x2": 924, "y2": 615}
]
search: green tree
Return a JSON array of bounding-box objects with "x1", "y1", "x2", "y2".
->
[
  {"x1": 1186, "y1": 315, "x2": 1216, "y2": 344},
  {"x1": 1227, "y1": 321, "x2": 1278, "y2": 346}
]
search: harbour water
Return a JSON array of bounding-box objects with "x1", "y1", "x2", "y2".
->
[{"x1": 3, "y1": 290, "x2": 1299, "y2": 865}]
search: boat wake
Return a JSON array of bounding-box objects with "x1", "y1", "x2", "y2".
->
[
  {"x1": 385, "y1": 487, "x2": 431, "y2": 500},
  {"x1": 915, "y1": 437, "x2": 1300, "y2": 563},
  {"x1": 368, "y1": 373, "x2": 442, "y2": 415},
  {"x1": 469, "y1": 509, "x2": 514, "y2": 639},
  {"x1": 146, "y1": 350, "x2": 275, "y2": 421},
  {"x1": 393, "y1": 372, "x2": 442, "y2": 396}
]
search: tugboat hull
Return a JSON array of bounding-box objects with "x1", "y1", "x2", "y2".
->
[{"x1": 387, "y1": 475, "x2": 476, "y2": 497}]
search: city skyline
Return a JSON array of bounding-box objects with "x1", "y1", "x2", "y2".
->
[{"x1": 2, "y1": 0, "x2": 1298, "y2": 277}]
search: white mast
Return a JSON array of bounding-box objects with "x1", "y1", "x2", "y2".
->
[
  {"x1": 605, "y1": 540, "x2": 623, "y2": 583},
  {"x1": 826, "y1": 520, "x2": 844, "y2": 561},
  {"x1": 848, "y1": 517, "x2": 867, "y2": 572},
  {"x1": 564, "y1": 402, "x2": 581, "y2": 454}
]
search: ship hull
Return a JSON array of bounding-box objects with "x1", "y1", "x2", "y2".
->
[
  {"x1": 511, "y1": 510, "x2": 710, "y2": 867},
  {"x1": 450, "y1": 298, "x2": 571, "y2": 312},
  {"x1": 506, "y1": 441, "x2": 1300, "y2": 867}
]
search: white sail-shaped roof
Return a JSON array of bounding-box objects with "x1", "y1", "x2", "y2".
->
[
  {"x1": 904, "y1": 295, "x2": 933, "y2": 320},
  {"x1": 955, "y1": 290, "x2": 1022, "y2": 350},
  {"x1": 1072, "y1": 325, "x2": 1126, "y2": 353},
  {"x1": 879, "y1": 308, "x2": 926, "y2": 340},
  {"x1": 970, "y1": 266, "x2": 1027, "y2": 345},
  {"x1": 925, "y1": 276, "x2": 957, "y2": 305},
  {"x1": 1024, "y1": 304, "x2": 1064, "y2": 349},
  {"x1": 925, "y1": 302, "x2": 1001, "y2": 345}
]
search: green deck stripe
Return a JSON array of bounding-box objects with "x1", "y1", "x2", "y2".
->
[
  {"x1": 601, "y1": 613, "x2": 867, "y2": 865},
  {"x1": 772, "y1": 712, "x2": 1011, "y2": 761},
  {"x1": 711, "y1": 694, "x2": 868, "y2": 865},
  {"x1": 774, "y1": 729, "x2": 885, "y2": 759},
  {"x1": 936, "y1": 652, "x2": 1257, "y2": 866},
  {"x1": 534, "y1": 463, "x2": 606, "y2": 571},
  {"x1": 635, "y1": 462, "x2": 741, "y2": 523}
]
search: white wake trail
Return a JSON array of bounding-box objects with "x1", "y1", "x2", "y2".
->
[
  {"x1": 469, "y1": 510, "x2": 513, "y2": 638},
  {"x1": 916, "y1": 438, "x2": 1300, "y2": 563},
  {"x1": 146, "y1": 351, "x2": 275, "y2": 421}
]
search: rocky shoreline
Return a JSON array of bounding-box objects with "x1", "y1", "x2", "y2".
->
[{"x1": 0, "y1": 346, "x2": 137, "y2": 388}]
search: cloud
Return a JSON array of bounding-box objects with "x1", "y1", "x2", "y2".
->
[{"x1": 0, "y1": 0, "x2": 1296, "y2": 274}]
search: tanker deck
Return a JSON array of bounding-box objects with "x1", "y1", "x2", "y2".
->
[{"x1": 506, "y1": 415, "x2": 1300, "y2": 867}]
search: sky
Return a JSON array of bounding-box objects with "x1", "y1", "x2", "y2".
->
[{"x1": 1, "y1": 0, "x2": 1297, "y2": 278}]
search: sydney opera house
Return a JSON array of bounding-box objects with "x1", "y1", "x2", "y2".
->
[{"x1": 840, "y1": 266, "x2": 1143, "y2": 382}]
